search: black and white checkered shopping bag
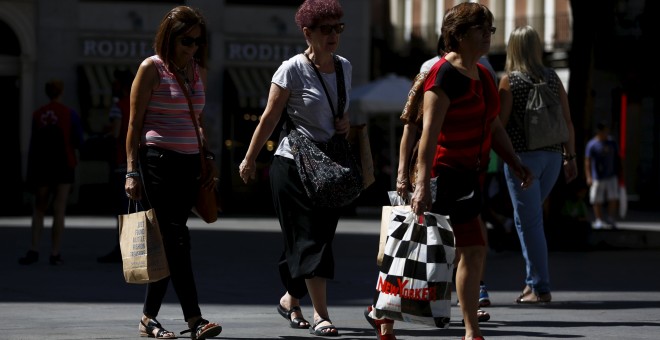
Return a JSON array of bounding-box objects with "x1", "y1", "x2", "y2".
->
[{"x1": 370, "y1": 206, "x2": 455, "y2": 328}]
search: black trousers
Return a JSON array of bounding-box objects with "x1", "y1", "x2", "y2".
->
[{"x1": 140, "y1": 146, "x2": 202, "y2": 321}]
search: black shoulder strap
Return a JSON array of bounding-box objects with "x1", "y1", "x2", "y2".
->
[
  {"x1": 304, "y1": 53, "x2": 346, "y2": 119},
  {"x1": 285, "y1": 54, "x2": 346, "y2": 135},
  {"x1": 334, "y1": 55, "x2": 346, "y2": 117}
]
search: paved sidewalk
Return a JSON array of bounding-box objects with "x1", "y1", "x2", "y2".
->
[{"x1": 1, "y1": 213, "x2": 660, "y2": 339}]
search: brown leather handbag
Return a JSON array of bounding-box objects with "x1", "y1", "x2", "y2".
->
[
  {"x1": 175, "y1": 70, "x2": 218, "y2": 223},
  {"x1": 192, "y1": 151, "x2": 218, "y2": 223}
]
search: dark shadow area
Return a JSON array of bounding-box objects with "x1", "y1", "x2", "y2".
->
[
  {"x1": 3, "y1": 227, "x2": 378, "y2": 305},
  {"x1": 4, "y1": 225, "x2": 660, "y2": 306}
]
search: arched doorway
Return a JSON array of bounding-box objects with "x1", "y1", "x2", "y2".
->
[{"x1": 0, "y1": 19, "x2": 24, "y2": 215}]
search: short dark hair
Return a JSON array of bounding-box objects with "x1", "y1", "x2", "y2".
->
[
  {"x1": 295, "y1": 0, "x2": 343, "y2": 31},
  {"x1": 596, "y1": 120, "x2": 609, "y2": 132},
  {"x1": 153, "y1": 6, "x2": 208, "y2": 69},
  {"x1": 45, "y1": 79, "x2": 64, "y2": 100},
  {"x1": 441, "y1": 2, "x2": 494, "y2": 53}
]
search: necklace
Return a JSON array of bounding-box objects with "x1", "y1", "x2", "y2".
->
[
  {"x1": 172, "y1": 61, "x2": 194, "y2": 95},
  {"x1": 172, "y1": 60, "x2": 188, "y2": 73}
]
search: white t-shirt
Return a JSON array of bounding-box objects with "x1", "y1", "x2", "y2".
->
[{"x1": 272, "y1": 53, "x2": 352, "y2": 159}]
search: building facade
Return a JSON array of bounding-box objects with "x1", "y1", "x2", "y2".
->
[
  {"x1": 0, "y1": 0, "x2": 370, "y2": 215},
  {"x1": 1, "y1": 0, "x2": 656, "y2": 215}
]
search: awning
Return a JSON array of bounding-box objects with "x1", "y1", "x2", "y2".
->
[
  {"x1": 227, "y1": 67, "x2": 275, "y2": 109},
  {"x1": 79, "y1": 64, "x2": 136, "y2": 109}
]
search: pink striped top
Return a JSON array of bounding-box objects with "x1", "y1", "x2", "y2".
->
[{"x1": 142, "y1": 55, "x2": 205, "y2": 154}]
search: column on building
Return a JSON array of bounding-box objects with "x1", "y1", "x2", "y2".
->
[
  {"x1": 418, "y1": 0, "x2": 438, "y2": 50},
  {"x1": 503, "y1": 0, "x2": 516, "y2": 46},
  {"x1": 527, "y1": 0, "x2": 544, "y2": 42},
  {"x1": 543, "y1": 0, "x2": 556, "y2": 50},
  {"x1": 485, "y1": 0, "x2": 505, "y2": 53},
  {"x1": 389, "y1": 0, "x2": 407, "y2": 50}
]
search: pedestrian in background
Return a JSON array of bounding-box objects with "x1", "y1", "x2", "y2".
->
[
  {"x1": 124, "y1": 6, "x2": 221, "y2": 339},
  {"x1": 239, "y1": 0, "x2": 350, "y2": 336},
  {"x1": 19, "y1": 79, "x2": 83, "y2": 266},
  {"x1": 585, "y1": 120, "x2": 621, "y2": 229},
  {"x1": 498, "y1": 25, "x2": 578, "y2": 304}
]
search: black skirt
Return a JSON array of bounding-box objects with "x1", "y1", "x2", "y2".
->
[{"x1": 269, "y1": 155, "x2": 341, "y2": 280}]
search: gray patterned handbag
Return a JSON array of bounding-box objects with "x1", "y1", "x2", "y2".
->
[{"x1": 287, "y1": 53, "x2": 362, "y2": 208}]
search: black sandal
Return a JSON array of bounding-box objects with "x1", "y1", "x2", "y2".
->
[
  {"x1": 139, "y1": 319, "x2": 177, "y2": 339},
  {"x1": 277, "y1": 304, "x2": 310, "y2": 329},
  {"x1": 309, "y1": 318, "x2": 339, "y2": 337},
  {"x1": 180, "y1": 318, "x2": 222, "y2": 340}
]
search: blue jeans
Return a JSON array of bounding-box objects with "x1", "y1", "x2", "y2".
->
[{"x1": 504, "y1": 150, "x2": 562, "y2": 294}]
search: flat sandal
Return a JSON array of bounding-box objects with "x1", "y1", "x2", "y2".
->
[
  {"x1": 139, "y1": 319, "x2": 177, "y2": 339},
  {"x1": 516, "y1": 289, "x2": 552, "y2": 304}
]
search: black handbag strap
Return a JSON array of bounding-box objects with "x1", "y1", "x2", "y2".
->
[
  {"x1": 172, "y1": 65, "x2": 209, "y2": 172},
  {"x1": 172, "y1": 63, "x2": 203, "y2": 148},
  {"x1": 303, "y1": 52, "x2": 346, "y2": 119},
  {"x1": 285, "y1": 53, "x2": 346, "y2": 134}
]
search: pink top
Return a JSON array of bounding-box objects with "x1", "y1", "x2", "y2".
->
[{"x1": 142, "y1": 55, "x2": 205, "y2": 154}]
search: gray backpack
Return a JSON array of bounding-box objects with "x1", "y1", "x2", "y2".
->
[{"x1": 512, "y1": 69, "x2": 568, "y2": 150}]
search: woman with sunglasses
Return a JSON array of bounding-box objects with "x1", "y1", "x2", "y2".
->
[
  {"x1": 239, "y1": 0, "x2": 349, "y2": 337},
  {"x1": 366, "y1": 3, "x2": 532, "y2": 340},
  {"x1": 125, "y1": 6, "x2": 221, "y2": 340}
]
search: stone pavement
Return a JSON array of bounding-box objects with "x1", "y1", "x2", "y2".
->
[{"x1": 1, "y1": 211, "x2": 659, "y2": 340}]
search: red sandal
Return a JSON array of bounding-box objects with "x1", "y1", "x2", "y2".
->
[{"x1": 364, "y1": 306, "x2": 396, "y2": 340}]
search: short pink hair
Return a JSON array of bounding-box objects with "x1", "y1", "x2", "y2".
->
[{"x1": 295, "y1": 0, "x2": 343, "y2": 31}]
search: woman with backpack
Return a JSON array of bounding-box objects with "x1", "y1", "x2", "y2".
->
[{"x1": 498, "y1": 25, "x2": 578, "y2": 304}]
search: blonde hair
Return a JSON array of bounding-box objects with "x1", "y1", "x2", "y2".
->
[{"x1": 504, "y1": 25, "x2": 546, "y2": 80}]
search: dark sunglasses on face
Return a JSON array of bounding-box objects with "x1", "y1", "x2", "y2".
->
[
  {"x1": 472, "y1": 25, "x2": 496, "y2": 35},
  {"x1": 313, "y1": 23, "x2": 345, "y2": 35},
  {"x1": 180, "y1": 36, "x2": 205, "y2": 47}
]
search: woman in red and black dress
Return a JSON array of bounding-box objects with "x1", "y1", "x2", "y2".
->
[{"x1": 366, "y1": 5, "x2": 532, "y2": 340}]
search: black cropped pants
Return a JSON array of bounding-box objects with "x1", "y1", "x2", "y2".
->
[{"x1": 139, "y1": 146, "x2": 202, "y2": 322}]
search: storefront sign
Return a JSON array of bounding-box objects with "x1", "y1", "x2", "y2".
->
[
  {"x1": 226, "y1": 41, "x2": 306, "y2": 63},
  {"x1": 81, "y1": 38, "x2": 153, "y2": 60}
]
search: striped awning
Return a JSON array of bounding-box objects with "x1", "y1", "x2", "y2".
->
[
  {"x1": 227, "y1": 67, "x2": 275, "y2": 109},
  {"x1": 80, "y1": 64, "x2": 136, "y2": 108}
]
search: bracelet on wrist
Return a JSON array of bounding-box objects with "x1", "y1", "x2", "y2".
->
[
  {"x1": 562, "y1": 153, "x2": 576, "y2": 161},
  {"x1": 204, "y1": 150, "x2": 215, "y2": 160},
  {"x1": 125, "y1": 171, "x2": 140, "y2": 179}
]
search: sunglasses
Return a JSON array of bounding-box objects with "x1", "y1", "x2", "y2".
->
[
  {"x1": 312, "y1": 23, "x2": 345, "y2": 35},
  {"x1": 471, "y1": 25, "x2": 496, "y2": 36},
  {"x1": 180, "y1": 36, "x2": 205, "y2": 47}
]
